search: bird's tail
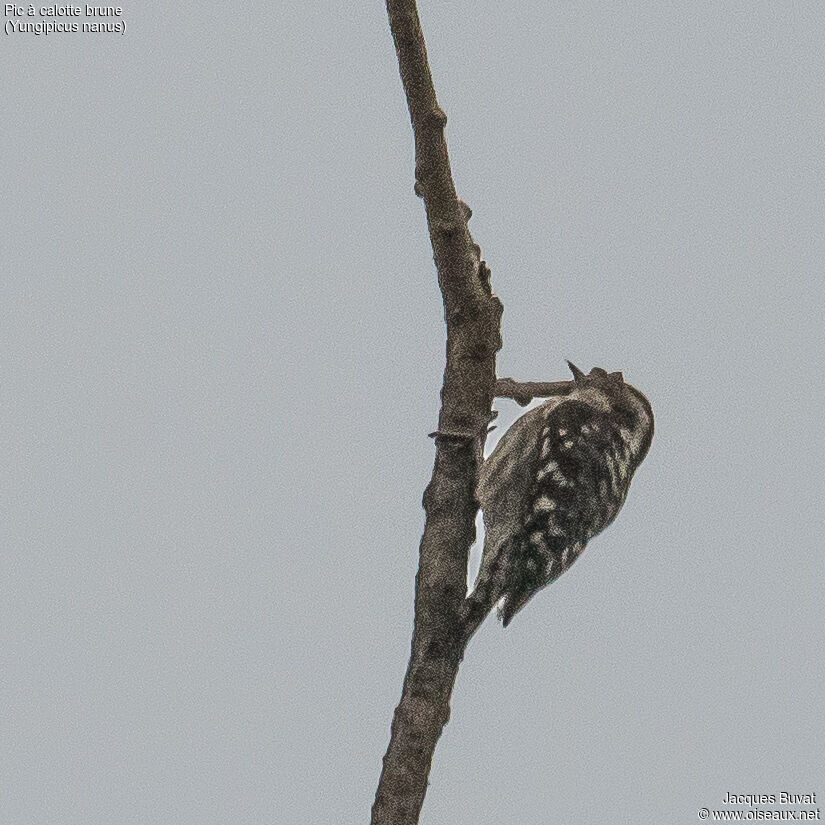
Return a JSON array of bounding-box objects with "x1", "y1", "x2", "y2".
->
[{"x1": 465, "y1": 535, "x2": 515, "y2": 628}]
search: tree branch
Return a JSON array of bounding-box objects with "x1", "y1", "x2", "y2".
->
[
  {"x1": 494, "y1": 377, "x2": 575, "y2": 406},
  {"x1": 371, "y1": 3, "x2": 503, "y2": 824}
]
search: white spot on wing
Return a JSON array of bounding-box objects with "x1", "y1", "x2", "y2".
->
[
  {"x1": 534, "y1": 496, "x2": 557, "y2": 512},
  {"x1": 536, "y1": 460, "x2": 559, "y2": 481},
  {"x1": 553, "y1": 470, "x2": 573, "y2": 488}
]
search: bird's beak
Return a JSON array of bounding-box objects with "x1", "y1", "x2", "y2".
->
[{"x1": 567, "y1": 360, "x2": 585, "y2": 381}]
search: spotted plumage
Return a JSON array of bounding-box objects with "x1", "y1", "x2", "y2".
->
[{"x1": 472, "y1": 363, "x2": 654, "y2": 626}]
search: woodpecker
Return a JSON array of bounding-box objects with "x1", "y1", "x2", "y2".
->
[{"x1": 471, "y1": 362, "x2": 654, "y2": 626}]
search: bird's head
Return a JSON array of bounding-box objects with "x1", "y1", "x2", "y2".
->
[{"x1": 566, "y1": 360, "x2": 654, "y2": 445}]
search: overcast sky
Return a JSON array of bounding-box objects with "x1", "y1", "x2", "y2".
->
[{"x1": 2, "y1": 2, "x2": 823, "y2": 824}]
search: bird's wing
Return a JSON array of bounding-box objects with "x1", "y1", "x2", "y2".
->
[{"x1": 474, "y1": 398, "x2": 566, "y2": 598}]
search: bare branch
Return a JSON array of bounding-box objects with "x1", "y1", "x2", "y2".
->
[{"x1": 371, "y1": 3, "x2": 503, "y2": 825}]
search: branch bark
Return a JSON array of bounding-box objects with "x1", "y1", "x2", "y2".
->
[{"x1": 370, "y1": 3, "x2": 503, "y2": 824}]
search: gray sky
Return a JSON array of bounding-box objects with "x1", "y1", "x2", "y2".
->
[{"x1": 2, "y1": 2, "x2": 823, "y2": 823}]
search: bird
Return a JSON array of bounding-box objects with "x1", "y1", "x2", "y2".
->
[{"x1": 470, "y1": 362, "x2": 654, "y2": 626}]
